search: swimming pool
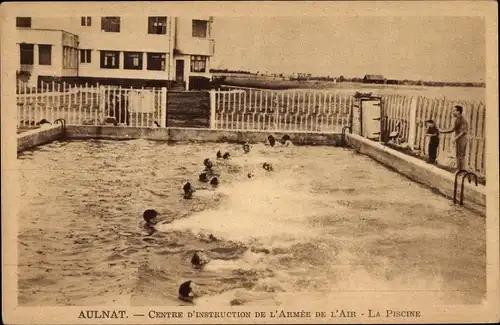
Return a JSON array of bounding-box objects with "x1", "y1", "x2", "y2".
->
[{"x1": 17, "y1": 139, "x2": 486, "y2": 306}]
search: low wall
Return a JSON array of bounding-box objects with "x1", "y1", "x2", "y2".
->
[
  {"x1": 66, "y1": 125, "x2": 170, "y2": 141},
  {"x1": 346, "y1": 133, "x2": 486, "y2": 215},
  {"x1": 17, "y1": 124, "x2": 64, "y2": 152},
  {"x1": 65, "y1": 126, "x2": 342, "y2": 146}
]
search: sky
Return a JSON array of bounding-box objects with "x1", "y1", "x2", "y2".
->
[{"x1": 211, "y1": 16, "x2": 485, "y2": 82}]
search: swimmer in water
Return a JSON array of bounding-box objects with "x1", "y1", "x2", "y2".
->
[
  {"x1": 142, "y1": 209, "x2": 158, "y2": 235},
  {"x1": 242, "y1": 143, "x2": 250, "y2": 154},
  {"x1": 199, "y1": 172, "x2": 209, "y2": 182},
  {"x1": 143, "y1": 209, "x2": 158, "y2": 224},
  {"x1": 262, "y1": 162, "x2": 274, "y2": 171},
  {"x1": 222, "y1": 152, "x2": 231, "y2": 160},
  {"x1": 247, "y1": 171, "x2": 254, "y2": 179},
  {"x1": 203, "y1": 158, "x2": 213, "y2": 170},
  {"x1": 178, "y1": 280, "x2": 195, "y2": 302},
  {"x1": 191, "y1": 250, "x2": 210, "y2": 268},
  {"x1": 216, "y1": 151, "x2": 222, "y2": 159},
  {"x1": 267, "y1": 135, "x2": 276, "y2": 147},
  {"x1": 209, "y1": 177, "x2": 219, "y2": 187},
  {"x1": 183, "y1": 182, "x2": 195, "y2": 199},
  {"x1": 281, "y1": 134, "x2": 293, "y2": 146}
]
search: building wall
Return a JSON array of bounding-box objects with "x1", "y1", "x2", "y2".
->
[
  {"x1": 175, "y1": 18, "x2": 214, "y2": 56},
  {"x1": 78, "y1": 52, "x2": 172, "y2": 80},
  {"x1": 18, "y1": 16, "x2": 214, "y2": 88},
  {"x1": 17, "y1": 29, "x2": 65, "y2": 85}
]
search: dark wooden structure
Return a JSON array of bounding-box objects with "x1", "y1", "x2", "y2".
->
[{"x1": 166, "y1": 91, "x2": 210, "y2": 128}]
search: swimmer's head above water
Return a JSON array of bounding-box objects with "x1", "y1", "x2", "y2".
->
[
  {"x1": 199, "y1": 172, "x2": 209, "y2": 182},
  {"x1": 281, "y1": 134, "x2": 291, "y2": 145},
  {"x1": 203, "y1": 158, "x2": 213, "y2": 170},
  {"x1": 216, "y1": 151, "x2": 222, "y2": 159},
  {"x1": 210, "y1": 177, "x2": 219, "y2": 187},
  {"x1": 267, "y1": 135, "x2": 276, "y2": 147},
  {"x1": 243, "y1": 143, "x2": 250, "y2": 154},
  {"x1": 262, "y1": 162, "x2": 273, "y2": 171},
  {"x1": 143, "y1": 209, "x2": 158, "y2": 223},
  {"x1": 178, "y1": 280, "x2": 194, "y2": 301},
  {"x1": 223, "y1": 152, "x2": 231, "y2": 160}
]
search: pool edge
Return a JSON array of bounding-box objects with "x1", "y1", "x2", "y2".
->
[
  {"x1": 17, "y1": 125, "x2": 64, "y2": 153},
  {"x1": 346, "y1": 133, "x2": 486, "y2": 215}
]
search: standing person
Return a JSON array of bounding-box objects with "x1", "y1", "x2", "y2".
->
[
  {"x1": 440, "y1": 105, "x2": 469, "y2": 171},
  {"x1": 425, "y1": 119, "x2": 440, "y2": 164}
]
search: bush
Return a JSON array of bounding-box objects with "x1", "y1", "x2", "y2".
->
[{"x1": 189, "y1": 76, "x2": 213, "y2": 90}]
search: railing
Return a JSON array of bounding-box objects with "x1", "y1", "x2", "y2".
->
[
  {"x1": 15, "y1": 83, "x2": 486, "y2": 178},
  {"x1": 210, "y1": 86, "x2": 486, "y2": 177},
  {"x1": 17, "y1": 82, "x2": 167, "y2": 128},
  {"x1": 211, "y1": 86, "x2": 353, "y2": 132},
  {"x1": 413, "y1": 97, "x2": 486, "y2": 175}
]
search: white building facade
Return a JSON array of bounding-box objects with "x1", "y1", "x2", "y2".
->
[{"x1": 16, "y1": 16, "x2": 215, "y2": 90}]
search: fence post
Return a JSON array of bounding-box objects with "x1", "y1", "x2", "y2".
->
[
  {"x1": 407, "y1": 96, "x2": 418, "y2": 150},
  {"x1": 209, "y1": 89, "x2": 216, "y2": 129},
  {"x1": 99, "y1": 86, "x2": 105, "y2": 124},
  {"x1": 160, "y1": 87, "x2": 167, "y2": 128}
]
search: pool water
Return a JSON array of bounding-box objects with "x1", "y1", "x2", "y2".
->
[{"x1": 17, "y1": 139, "x2": 486, "y2": 306}]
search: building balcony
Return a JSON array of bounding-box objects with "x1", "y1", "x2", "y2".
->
[
  {"x1": 174, "y1": 37, "x2": 215, "y2": 57},
  {"x1": 17, "y1": 28, "x2": 79, "y2": 48}
]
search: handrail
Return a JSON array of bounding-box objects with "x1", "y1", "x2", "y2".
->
[{"x1": 454, "y1": 169, "x2": 479, "y2": 205}]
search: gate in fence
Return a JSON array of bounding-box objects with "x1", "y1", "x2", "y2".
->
[
  {"x1": 166, "y1": 91, "x2": 210, "y2": 128},
  {"x1": 351, "y1": 95, "x2": 383, "y2": 141}
]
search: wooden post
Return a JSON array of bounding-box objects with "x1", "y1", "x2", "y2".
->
[
  {"x1": 161, "y1": 87, "x2": 168, "y2": 128},
  {"x1": 407, "y1": 96, "x2": 418, "y2": 150}
]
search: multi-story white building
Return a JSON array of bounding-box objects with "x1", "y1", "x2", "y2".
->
[{"x1": 16, "y1": 16, "x2": 215, "y2": 90}]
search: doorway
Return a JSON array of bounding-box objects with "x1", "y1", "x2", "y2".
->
[{"x1": 175, "y1": 60, "x2": 184, "y2": 82}]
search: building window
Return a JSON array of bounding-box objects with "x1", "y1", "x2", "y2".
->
[
  {"x1": 148, "y1": 17, "x2": 167, "y2": 35},
  {"x1": 81, "y1": 16, "x2": 92, "y2": 26},
  {"x1": 38, "y1": 45, "x2": 52, "y2": 65},
  {"x1": 146, "y1": 53, "x2": 166, "y2": 71},
  {"x1": 20, "y1": 44, "x2": 34, "y2": 65},
  {"x1": 124, "y1": 52, "x2": 143, "y2": 70},
  {"x1": 100, "y1": 51, "x2": 120, "y2": 69},
  {"x1": 192, "y1": 20, "x2": 208, "y2": 38},
  {"x1": 16, "y1": 17, "x2": 32, "y2": 28},
  {"x1": 80, "y1": 49, "x2": 91, "y2": 63},
  {"x1": 101, "y1": 17, "x2": 120, "y2": 33},
  {"x1": 190, "y1": 55, "x2": 207, "y2": 73}
]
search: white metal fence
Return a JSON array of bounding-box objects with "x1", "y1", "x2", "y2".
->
[
  {"x1": 210, "y1": 85, "x2": 486, "y2": 177},
  {"x1": 17, "y1": 82, "x2": 167, "y2": 128},
  {"x1": 210, "y1": 86, "x2": 353, "y2": 132},
  {"x1": 16, "y1": 82, "x2": 486, "y2": 177}
]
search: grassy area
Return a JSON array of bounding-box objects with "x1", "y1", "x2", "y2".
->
[{"x1": 221, "y1": 77, "x2": 485, "y2": 102}]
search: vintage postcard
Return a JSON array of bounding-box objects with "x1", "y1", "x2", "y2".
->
[{"x1": 1, "y1": 1, "x2": 499, "y2": 324}]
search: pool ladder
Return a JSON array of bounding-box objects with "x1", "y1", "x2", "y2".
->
[
  {"x1": 341, "y1": 125, "x2": 352, "y2": 147},
  {"x1": 54, "y1": 118, "x2": 66, "y2": 129},
  {"x1": 453, "y1": 169, "x2": 479, "y2": 205},
  {"x1": 54, "y1": 118, "x2": 67, "y2": 139}
]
